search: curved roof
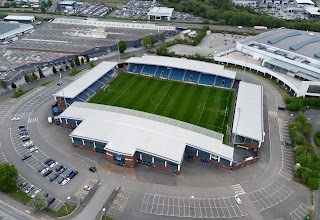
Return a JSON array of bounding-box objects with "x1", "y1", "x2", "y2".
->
[
  {"x1": 59, "y1": 102, "x2": 234, "y2": 164},
  {"x1": 126, "y1": 56, "x2": 236, "y2": 79},
  {"x1": 268, "y1": 31, "x2": 301, "y2": 44},
  {"x1": 289, "y1": 37, "x2": 320, "y2": 51}
]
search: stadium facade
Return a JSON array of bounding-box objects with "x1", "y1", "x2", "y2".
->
[
  {"x1": 234, "y1": 28, "x2": 320, "y2": 97},
  {"x1": 53, "y1": 57, "x2": 261, "y2": 174}
]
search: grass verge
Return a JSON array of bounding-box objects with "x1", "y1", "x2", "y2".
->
[
  {"x1": 11, "y1": 88, "x2": 34, "y2": 98},
  {"x1": 68, "y1": 68, "x2": 83, "y2": 76},
  {"x1": 41, "y1": 80, "x2": 54, "y2": 86},
  {"x1": 102, "y1": 216, "x2": 114, "y2": 220},
  {"x1": 7, "y1": 188, "x2": 32, "y2": 204},
  {"x1": 45, "y1": 203, "x2": 76, "y2": 217}
]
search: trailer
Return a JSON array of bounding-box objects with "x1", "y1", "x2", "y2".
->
[{"x1": 254, "y1": 26, "x2": 268, "y2": 30}]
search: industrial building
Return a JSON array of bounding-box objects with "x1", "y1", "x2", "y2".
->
[
  {"x1": 294, "y1": 0, "x2": 315, "y2": 7},
  {"x1": 0, "y1": 21, "x2": 34, "y2": 43},
  {"x1": 304, "y1": 7, "x2": 320, "y2": 18},
  {"x1": 59, "y1": 0, "x2": 77, "y2": 8},
  {"x1": 4, "y1": 15, "x2": 35, "y2": 23},
  {"x1": 125, "y1": 56, "x2": 236, "y2": 89},
  {"x1": 232, "y1": 82, "x2": 264, "y2": 149},
  {"x1": 235, "y1": 28, "x2": 320, "y2": 97},
  {"x1": 232, "y1": 0, "x2": 258, "y2": 7},
  {"x1": 147, "y1": 7, "x2": 174, "y2": 21}
]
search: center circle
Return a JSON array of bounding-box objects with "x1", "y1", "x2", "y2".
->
[{"x1": 150, "y1": 94, "x2": 173, "y2": 106}]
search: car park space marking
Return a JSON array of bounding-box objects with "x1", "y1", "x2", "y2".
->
[
  {"x1": 280, "y1": 145, "x2": 295, "y2": 180},
  {"x1": 28, "y1": 117, "x2": 38, "y2": 123},
  {"x1": 231, "y1": 184, "x2": 246, "y2": 195},
  {"x1": 278, "y1": 118, "x2": 291, "y2": 142},
  {"x1": 14, "y1": 83, "x2": 69, "y2": 118},
  {"x1": 107, "y1": 188, "x2": 132, "y2": 218},
  {"x1": 289, "y1": 203, "x2": 311, "y2": 220},
  {"x1": 0, "y1": 103, "x2": 15, "y2": 125},
  {"x1": 247, "y1": 180, "x2": 293, "y2": 212},
  {"x1": 74, "y1": 177, "x2": 98, "y2": 199},
  {"x1": 140, "y1": 193, "x2": 247, "y2": 218}
]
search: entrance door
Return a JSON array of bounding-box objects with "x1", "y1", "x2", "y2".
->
[{"x1": 113, "y1": 154, "x2": 125, "y2": 166}]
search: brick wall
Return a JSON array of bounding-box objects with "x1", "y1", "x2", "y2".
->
[
  {"x1": 233, "y1": 156, "x2": 259, "y2": 170},
  {"x1": 73, "y1": 143, "x2": 96, "y2": 152},
  {"x1": 56, "y1": 97, "x2": 67, "y2": 107},
  {"x1": 235, "y1": 142, "x2": 259, "y2": 149}
]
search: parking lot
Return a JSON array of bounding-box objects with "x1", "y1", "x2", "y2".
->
[
  {"x1": 169, "y1": 33, "x2": 247, "y2": 57},
  {"x1": 14, "y1": 83, "x2": 68, "y2": 119},
  {"x1": 289, "y1": 203, "x2": 311, "y2": 220},
  {"x1": 76, "y1": 3, "x2": 112, "y2": 17},
  {"x1": 0, "y1": 103, "x2": 15, "y2": 125},
  {"x1": 75, "y1": 177, "x2": 98, "y2": 199},
  {"x1": 106, "y1": 188, "x2": 132, "y2": 218},
  {"x1": 140, "y1": 193, "x2": 248, "y2": 218},
  {"x1": 111, "y1": 0, "x2": 157, "y2": 19},
  {"x1": 247, "y1": 180, "x2": 294, "y2": 212},
  {"x1": 0, "y1": 152, "x2": 63, "y2": 211}
]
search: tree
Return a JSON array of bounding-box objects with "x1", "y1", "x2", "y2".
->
[
  {"x1": 74, "y1": 55, "x2": 80, "y2": 66},
  {"x1": 80, "y1": 57, "x2": 85, "y2": 65},
  {"x1": 85, "y1": 54, "x2": 90, "y2": 63},
  {"x1": 40, "y1": 5, "x2": 46, "y2": 13},
  {"x1": 11, "y1": 82, "x2": 17, "y2": 89},
  {"x1": 118, "y1": 40, "x2": 127, "y2": 54},
  {"x1": 32, "y1": 73, "x2": 38, "y2": 81},
  {"x1": 24, "y1": 74, "x2": 30, "y2": 83},
  {"x1": 70, "y1": 61, "x2": 75, "y2": 68},
  {"x1": 52, "y1": 66, "x2": 57, "y2": 74},
  {"x1": 142, "y1": 36, "x2": 153, "y2": 48},
  {"x1": 56, "y1": 4, "x2": 61, "y2": 12},
  {"x1": 90, "y1": 61, "x2": 95, "y2": 68},
  {"x1": 47, "y1": 0, "x2": 52, "y2": 7},
  {"x1": 159, "y1": 34, "x2": 165, "y2": 42},
  {"x1": 0, "y1": 80, "x2": 7, "y2": 90},
  {"x1": 27, "y1": 193, "x2": 47, "y2": 211},
  {"x1": 0, "y1": 163, "x2": 18, "y2": 192},
  {"x1": 39, "y1": 69, "x2": 45, "y2": 78},
  {"x1": 307, "y1": 178, "x2": 319, "y2": 190}
]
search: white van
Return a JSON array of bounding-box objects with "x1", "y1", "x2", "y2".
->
[{"x1": 48, "y1": 117, "x2": 52, "y2": 124}]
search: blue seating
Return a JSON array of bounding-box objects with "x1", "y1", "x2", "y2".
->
[
  {"x1": 183, "y1": 70, "x2": 200, "y2": 83},
  {"x1": 78, "y1": 93, "x2": 89, "y2": 101},
  {"x1": 128, "y1": 64, "x2": 135, "y2": 72},
  {"x1": 155, "y1": 66, "x2": 170, "y2": 78},
  {"x1": 215, "y1": 76, "x2": 223, "y2": 87},
  {"x1": 215, "y1": 77, "x2": 232, "y2": 88},
  {"x1": 73, "y1": 97, "x2": 83, "y2": 103},
  {"x1": 199, "y1": 74, "x2": 216, "y2": 86},
  {"x1": 98, "y1": 77, "x2": 107, "y2": 84},
  {"x1": 223, "y1": 78, "x2": 233, "y2": 88},
  {"x1": 107, "y1": 70, "x2": 114, "y2": 75},
  {"x1": 142, "y1": 65, "x2": 156, "y2": 76},
  {"x1": 133, "y1": 64, "x2": 144, "y2": 74},
  {"x1": 169, "y1": 68, "x2": 184, "y2": 81},
  {"x1": 88, "y1": 81, "x2": 103, "y2": 91},
  {"x1": 84, "y1": 88, "x2": 95, "y2": 96}
]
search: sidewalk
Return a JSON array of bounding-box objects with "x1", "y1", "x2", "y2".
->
[{"x1": 0, "y1": 192, "x2": 56, "y2": 220}]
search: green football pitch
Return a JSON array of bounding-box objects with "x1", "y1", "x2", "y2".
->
[{"x1": 89, "y1": 73, "x2": 235, "y2": 142}]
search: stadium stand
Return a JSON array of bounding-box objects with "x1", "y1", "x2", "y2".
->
[
  {"x1": 199, "y1": 74, "x2": 216, "y2": 86},
  {"x1": 183, "y1": 70, "x2": 200, "y2": 83},
  {"x1": 84, "y1": 88, "x2": 95, "y2": 96},
  {"x1": 155, "y1": 66, "x2": 171, "y2": 78},
  {"x1": 77, "y1": 93, "x2": 89, "y2": 101},
  {"x1": 141, "y1": 65, "x2": 157, "y2": 76},
  {"x1": 169, "y1": 68, "x2": 185, "y2": 81},
  {"x1": 88, "y1": 81, "x2": 104, "y2": 91}
]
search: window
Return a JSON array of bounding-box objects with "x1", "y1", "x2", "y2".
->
[
  {"x1": 167, "y1": 162, "x2": 178, "y2": 171},
  {"x1": 73, "y1": 138, "x2": 82, "y2": 145}
]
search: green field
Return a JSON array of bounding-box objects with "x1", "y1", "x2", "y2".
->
[{"x1": 89, "y1": 73, "x2": 235, "y2": 142}]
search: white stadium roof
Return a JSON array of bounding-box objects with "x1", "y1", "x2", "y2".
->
[
  {"x1": 295, "y1": 0, "x2": 314, "y2": 4},
  {"x1": 54, "y1": 61, "x2": 117, "y2": 99},
  {"x1": 232, "y1": 82, "x2": 264, "y2": 142},
  {"x1": 59, "y1": 102, "x2": 234, "y2": 164},
  {"x1": 4, "y1": 15, "x2": 35, "y2": 21},
  {"x1": 126, "y1": 56, "x2": 236, "y2": 79},
  {"x1": 148, "y1": 7, "x2": 174, "y2": 16}
]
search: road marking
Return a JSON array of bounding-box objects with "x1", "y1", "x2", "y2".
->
[{"x1": 231, "y1": 184, "x2": 246, "y2": 195}]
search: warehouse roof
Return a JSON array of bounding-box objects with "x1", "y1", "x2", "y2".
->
[
  {"x1": 59, "y1": 102, "x2": 234, "y2": 164},
  {"x1": 0, "y1": 22, "x2": 34, "y2": 40},
  {"x1": 304, "y1": 7, "x2": 320, "y2": 15},
  {"x1": 4, "y1": 15, "x2": 35, "y2": 21},
  {"x1": 148, "y1": 7, "x2": 174, "y2": 16},
  {"x1": 126, "y1": 56, "x2": 236, "y2": 79},
  {"x1": 295, "y1": 0, "x2": 314, "y2": 5},
  {"x1": 54, "y1": 61, "x2": 117, "y2": 99},
  {"x1": 232, "y1": 82, "x2": 264, "y2": 142},
  {"x1": 59, "y1": 0, "x2": 76, "y2": 4}
]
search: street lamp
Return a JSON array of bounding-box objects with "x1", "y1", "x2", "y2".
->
[{"x1": 116, "y1": 39, "x2": 120, "y2": 62}]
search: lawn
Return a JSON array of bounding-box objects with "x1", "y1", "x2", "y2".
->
[
  {"x1": 89, "y1": 73, "x2": 235, "y2": 142},
  {"x1": 45, "y1": 203, "x2": 77, "y2": 217},
  {"x1": 8, "y1": 188, "x2": 31, "y2": 204}
]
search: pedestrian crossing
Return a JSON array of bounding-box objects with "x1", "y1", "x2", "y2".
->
[
  {"x1": 231, "y1": 184, "x2": 246, "y2": 195},
  {"x1": 268, "y1": 111, "x2": 278, "y2": 117},
  {"x1": 28, "y1": 117, "x2": 38, "y2": 123}
]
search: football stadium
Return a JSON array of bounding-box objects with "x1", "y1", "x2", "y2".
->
[{"x1": 54, "y1": 56, "x2": 263, "y2": 174}]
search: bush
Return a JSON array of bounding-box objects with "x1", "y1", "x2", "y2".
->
[
  {"x1": 286, "y1": 97, "x2": 320, "y2": 111},
  {"x1": 315, "y1": 131, "x2": 320, "y2": 147},
  {"x1": 307, "y1": 178, "x2": 319, "y2": 190}
]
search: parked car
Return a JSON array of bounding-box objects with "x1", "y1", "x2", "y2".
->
[
  {"x1": 55, "y1": 165, "x2": 63, "y2": 172},
  {"x1": 65, "y1": 170, "x2": 73, "y2": 178},
  {"x1": 38, "y1": 166, "x2": 46, "y2": 173},
  {"x1": 19, "y1": 131, "x2": 28, "y2": 136},
  {"x1": 50, "y1": 173, "x2": 59, "y2": 181},
  {"x1": 47, "y1": 160, "x2": 55, "y2": 166},
  {"x1": 20, "y1": 135, "x2": 29, "y2": 140},
  {"x1": 58, "y1": 178, "x2": 65, "y2": 184},
  {"x1": 26, "y1": 144, "x2": 35, "y2": 149},
  {"x1": 29, "y1": 147, "x2": 38, "y2": 153},
  {"x1": 58, "y1": 167, "x2": 67, "y2": 174},
  {"x1": 43, "y1": 169, "x2": 52, "y2": 177},
  {"x1": 61, "y1": 178, "x2": 70, "y2": 186},
  {"x1": 25, "y1": 185, "x2": 34, "y2": 194},
  {"x1": 21, "y1": 154, "x2": 31, "y2": 160},
  {"x1": 47, "y1": 197, "x2": 56, "y2": 207},
  {"x1": 23, "y1": 141, "x2": 33, "y2": 147},
  {"x1": 43, "y1": 192, "x2": 49, "y2": 198},
  {"x1": 234, "y1": 195, "x2": 242, "y2": 205},
  {"x1": 31, "y1": 189, "x2": 42, "y2": 198},
  {"x1": 69, "y1": 171, "x2": 78, "y2": 179},
  {"x1": 83, "y1": 185, "x2": 92, "y2": 191},
  {"x1": 50, "y1": 162, "x2": 58, "y2": 168},
  {"x1": 19, "y1": 182, "x2": 28, "y2": 189},
  {"x1": 40, "y1": 167, "x2": 50, "y2": 174},
  {"x1": 18, "y1": 125, "x2": 27, "y2": 129},
  {"x1": 21, "y1": 137, "x2": 30, "y2": 142},
  {"x1": 44, "y1": 159, "x2": 52, "y2": 165},
  {"x1": 89, "y1": 167, "x2": 97, "y2": 172}
]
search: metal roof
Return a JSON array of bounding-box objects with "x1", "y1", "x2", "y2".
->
[
  {"x1": 0, "y1": 22, "x2": 34, "y2": 40},
  {"x1": 295, "y1": 0, "x2": 314, "y2": 4},
  {"x1": 59, "y1": 102, "x2": 234, "y2": 164},
  {"x1": 148, "y1": 7, "x2": 174, "y2": 16},
  {"x1": 289, "y1": 37, "x2": 320, "y2": 51},
  {"x1": 126, "y1": 56, "x2": 236, "y2": 79},
  {"x1": 4, "y1": 15, "x2": 35, "y2": 21},
  {"x1": 59, "y1": 0, "x2": 76, "y2": 4},
  {"x1": 232, "y1": 82, "x2": 264, "y2": 142},
  {"x1": 268, "y1": 31, "x2": 301, "y2": 44},
  {"x1": 54, "y1": 61, "x2": 117, "y2": 99},
  {"x1": 304, "y1": 7, "x2": 320, "y2": 15}
]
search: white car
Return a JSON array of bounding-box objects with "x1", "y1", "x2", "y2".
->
[
  {"x1": 20, "y1": 135, "x2": 29, "y2": 140},
  {"x1": 61, "y1": 178, "x2": 70, "y2": 186},
  {"x1": 31, "y1": 189, "x2": 42, "y2": 198},
  {"x1": 11, "y1": 117, "x2": 20, "y2": 121},
  {"x1": 42, "y1": 67, "x2": 49, "y2": 71},
  {"x1": 83, "y1": 185, "x2": 93, "y2": 191},
  {"x1": 23, "y1": 141, "x2": 33, "y2": 147},
  {"x1": 234, "y1": 195, "x2": 242, "y2": 205},
  {"x1": 50, "y1": 162, "x2": 58, "y2": 168},
  {"x1": 25, "y1": 185, "x2": 34, "y2": 194},
  {"x1": 29, "y1": 147, "x2": 38, "y2": 153},
  {"x1": 40, "y1": 167, "x2": 50, "y2": 174}
]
